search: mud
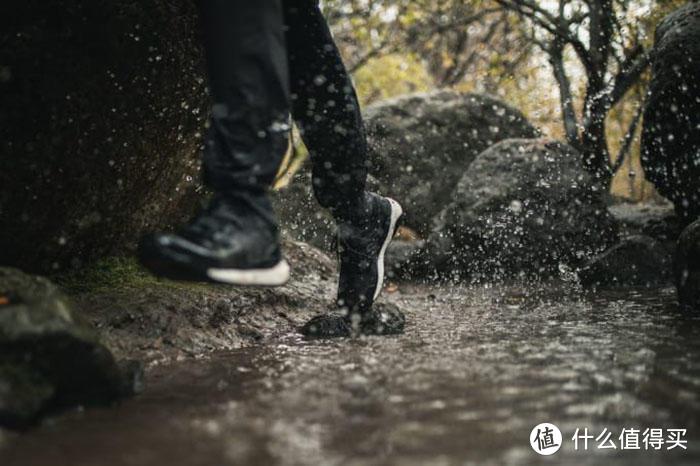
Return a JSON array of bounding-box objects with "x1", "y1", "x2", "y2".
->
[{"x1": 69, "y1": 240, "x2": 339, "y2": 364}]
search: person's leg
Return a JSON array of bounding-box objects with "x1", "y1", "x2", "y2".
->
[
  {"x1": 199, "y1": 0, "x2": 290, "y2": 196},
  {"x1": 283, "y1": 1, "x2": 405, "y2": 336},
  {"x1": 282, "y1": 0, "x2": 368, "y2": 222},
  {"x1": 138, "y1": 1, "x2": 292, "y2": 286}
]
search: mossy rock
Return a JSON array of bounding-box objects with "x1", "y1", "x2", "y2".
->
[
  {"x1": 0, "y1": 0, "x2": 207, "y2": 273},
  {"x1": 0, "y1": 362, "x2": 54, "y2": 428},
  {"x1": 0, "y1": 267, "x2": 142, "y2": 428},
  {"x1": 365, "y1": 91, "x2": 539, "y2": 236}
]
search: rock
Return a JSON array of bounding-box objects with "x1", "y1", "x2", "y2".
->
[
  {"x1": 275, "y1": 91, "x2": 537, "y2": 247},
  {"x1": 641, "y1": 2, "x2": 700, "y2": 224},
  {"x1": 0, "y1": 363, "x2": 54, "y2": 429},
  {"x1": 608, "y1": 201, "x2": 681, "y2": 244},
  {"x1": 384, "y1": 239, "x2": 426, "y2": 279},
  {"x1": 426, "y1": 138, "x2": 617, "y2": 280},
  {"x1": 365, "y1": 90, "x2": 538, "y2": 236},
  {"x1": 578, "y1": 236, "x2": 672, "y2": 287},
  {"x1": 300, "y1": 302, "x2": 405, "y2": 339},
  {"x1": 0, "y1": 1, "x2": 207, "y2": 273},
  {"x1": 675, "y1": 220, "x2": 700, "y2": 310},
  {"x1": 0, "y1": 267, "x2": 141, "y2": 428},
  {"x1": 299, "y1": 313, "x2": 352, "y2": 339}
]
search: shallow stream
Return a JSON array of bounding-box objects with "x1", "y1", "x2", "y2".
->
[{"x1": 2, "y1": 284, "x2": 699, "y2": 465}]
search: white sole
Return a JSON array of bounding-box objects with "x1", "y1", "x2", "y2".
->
[
  {"x1": 374, "y1": 198, "x2": 403, "y2": 300},
  {"x1": 206, "y1": 260, "x2": 290, "y2": 286}
]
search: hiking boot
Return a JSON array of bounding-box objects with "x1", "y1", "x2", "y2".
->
[
  {"x1": 138, "y1": 194, "x2": 290, "y2": 286},
  {"x1": 300, "y1": 303, "x2": 406, "y2": 339},
  {"x1": 336, "y1": 192, "x2": 403, "y2": 315}
]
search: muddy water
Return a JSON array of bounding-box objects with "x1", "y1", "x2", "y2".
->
[{"x1": 2, "y1": 284, "x2": 700, "y2": 466}]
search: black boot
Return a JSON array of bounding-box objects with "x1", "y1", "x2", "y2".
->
[
  {"x1": 138, "y1": 194, "x2": 289, "y2": 286},
  {"x1": 300, "y1": 192, "x2": 405, "y2": 338},
  {"x1": 337, "y1": 192, "x2": 403, "y2": 314}
]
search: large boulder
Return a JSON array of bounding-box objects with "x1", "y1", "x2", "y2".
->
[
  {"x1": 641, "y1": 1, "x2": 700, "y2": 224},
  {"x1": 578, "y1": 235, "x2": 672, "y2": 288},
  {"x1": 425, "y1": 139, "x2": 617, "y2": 280},
  {"x1": 607, "y1": 201, "x2": 681, "y2": 245},
  {"x1": 0, "y1": 267, "x2": 141, "y2": 428},
  {"x1": 365, "y1": 91, "x2": 538, "y2": 236},
  {"x1": 0, "y1": 1, "x2": 207, "y2": 273},
  {"x1": 675, "y1": 219, "x2": 700, "y2": 310}
]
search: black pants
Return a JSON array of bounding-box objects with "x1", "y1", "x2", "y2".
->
[{"x1": 198, "y1": 0, "x2": 368, "y2": 221}]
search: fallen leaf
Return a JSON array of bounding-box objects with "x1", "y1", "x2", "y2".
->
[{"x1": 385, "y1": 283, "x2": 399, "y2": 294}]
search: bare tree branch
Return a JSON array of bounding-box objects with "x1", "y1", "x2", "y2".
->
[
  {"x1": 549, "y1": 40, "x2": 580, "y2": 145},
  {"x1": 494, "y1": 0, "x2": 652, "y2": 184},
  {"x1": 495, "y1": 0, "x2": 593, "y2": 71},
  {"x1": 611, "y1": 102, "x2": 643, "y2": 173},
  {"x1": 608, "y1": 49, "x2": 651, "y2": 106}
]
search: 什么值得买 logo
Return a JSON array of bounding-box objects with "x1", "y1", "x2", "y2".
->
[
  {"x1": 529, "y1": 423, "x2": 687, "y2": 455},
  {"x1": 530, "y1": 423, "x2": 562, "y2": 456}
]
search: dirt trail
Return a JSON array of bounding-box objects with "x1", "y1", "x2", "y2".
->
[{"x1": 64, "y1": 240, "x2": 340, "y2": 364}]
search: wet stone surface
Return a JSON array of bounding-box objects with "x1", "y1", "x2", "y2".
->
[{"x1": 1, "y1": 284, "x2": 699, "y2": 466}]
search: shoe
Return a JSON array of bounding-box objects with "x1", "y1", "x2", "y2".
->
[
  {"x1": 337, "y1": 193, "x2": 403, "y2": 315},
  {"x1": 300, "y1": 303, "x2": 406, "y2": 338},
  {"x1": 138, "y1": 194, "x2": 290, "y2": 286}
]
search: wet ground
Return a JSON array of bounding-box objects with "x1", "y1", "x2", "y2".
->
[{"x1": 1, "y1": 284, "x2": 699, "y2": 465}]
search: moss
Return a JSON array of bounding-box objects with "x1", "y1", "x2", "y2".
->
[{"x1": 54, "y1": 256, "x2": 216, "y2": 295}]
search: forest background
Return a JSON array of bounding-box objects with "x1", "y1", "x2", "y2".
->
[{"x1": 320, "y1": 0, "x2": 688, "y2": 200}]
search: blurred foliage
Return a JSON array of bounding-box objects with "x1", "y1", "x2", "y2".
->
[
  {"x1": 354, "y1": 53, "x2": 433, "y2": 104},
  {"x1": 321, "y1": 0, "x2": 688, "y2": 200},
  {"x1": 492, "y1": 0, "x2": 692, "y2": 187}
]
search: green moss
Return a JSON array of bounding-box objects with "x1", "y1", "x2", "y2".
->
[
  {"x1": 55, "y1": 256, "x2": 216, "y2": 295},
  {"x1": 54, "y1": 257, "x2": 155, "y2": 294}
]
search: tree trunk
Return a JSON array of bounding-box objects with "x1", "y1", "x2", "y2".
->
[
  {"x1": 580, "y1": 101, "x2": 613, "y2": 187},
  {"x1": 549, "y1": 43, "x2": 579, "y2": 146}
]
